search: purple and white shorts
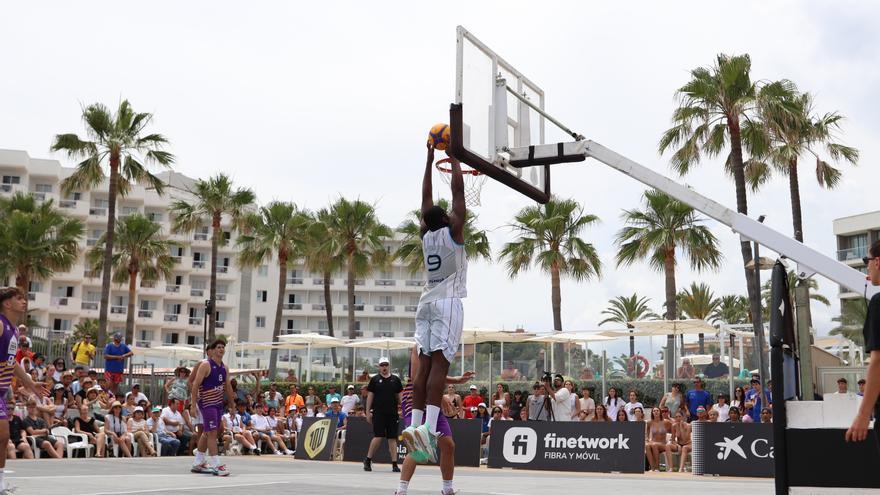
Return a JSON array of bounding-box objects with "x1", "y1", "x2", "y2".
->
[
  {"x1": 199, "y1": 405, "x2": 223, "y2": 432},
  {"x1": 403, "y1": 412, "x2": 452, "y2": 437}
]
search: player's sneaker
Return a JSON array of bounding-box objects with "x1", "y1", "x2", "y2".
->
[
  {"x1": 400, "y1": 426, "x2": 419, "y2": 453},
  {"x1": 440, "y1": 490, "x2": 459, "y2": 495},
  {"x1": 408, "y1": 449, "x2": 431, "y2": 464},
  {"x1": 190, "y1": 462, "x2": 212, "y2": 474},
  {"x1": 213, "y1": 464, "x2": 230, "y2": 477},
  {"x1": 413, "y1": 424, "x2": 438, "y2": 463}
]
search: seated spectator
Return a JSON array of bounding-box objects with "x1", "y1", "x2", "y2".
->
[
  {"x1": 31, "y1": 354, "x2": 46, "y2": 382},
  {"x1": 15, "y1": 338, "x2": 34, "y2": 365},
  {"x1": 686, "y1": 378, "x2": 712, "y2": 422},
  {"x1": 858, "y1": 379, "x2": 866, "y2": 397},
  {"x1": 624, "y1": 390, "x2": 643, "y2": 421},
  {"x1": 475, "y1": 403, "x2": 491, "y2": 445},
  {"x1": 632, "y1": 406, "x2": 645, "y2": 422},
  {"x1": 265, "y1": 383, "x2": 284, "y2": 410},
  {"x1": 491, "y1": 384, "x2": 510, "y2": 409},
  {"x1": 75, "y1": 404, "x2": 106, "y2": 457},
  {"x1": 324, "y1": 385, "x2": 342, "y2": 405},
  {"x1": 726, "y1": 406, "x2": 742, "y2": 423},
  {"x1": 350, "y1": 405, "x2": 365, "y2": 418},
  {"x1": 760, "y1": 407, "x2": 772, "y2": 423},
  {"x1": 48, "y1": 383, "x2": 68, "y2": 427},
  {"x1": 105, "y1": 401, "x2": 133, "y2": 457},
  {"x1": 122, "y1": 393, "x2": 137, "y2": 418},
  {"x1": 577, "y1": 387, "x2": 595, "y2": 422},
  {"x1": 341, "y1": 385, "x2": 360, "y2": 415},
  {"x1": 444, "y1": 385, "x2": 464, "y2": 419},
  {"x1": 266, "y1": 407, "x2": 293, "y2": 455},
  {"x1": 665, "y1": 411, "x2": 691, "y2": 472},
  {"x1": 275, "y1": 409, "x2": 295, "y2": 453},
  {"x1": 325, "y1": 398, "x2": 348, "y2": 430},
  {"x1": 128, "y1": 406, "x2": 157, "y2": 456},
  {"x1": 615, "y1": 408, "x2": 628, "y2": 422},
  {"x1": 357, "y1": 369, "x2": 371, "y2": 382},
  {"x1": 646, "y1": 407, "x2": 670, "y2": 472},
  {"x1": 676, "y1": 358, "x2": 696, "y2": 379},
  {"x1": 286, "y1": 405, "x2": 302, "y2": 437},
  {"x1": 222, "y1": 408, "x2": 258, "y2": 455},
  {"x1": 825, "y1": 377, "x2": 854, "y2": 398},
  {"x1": 730, "y1": 386, "x2": 747, "y2": 415},
  {"x1": 604, "y1": 387, "x2": 623, "y2": 422},
  {"x1": 23, "y1": 400, "x2": 64, "y2": 458},
  {"x1": 500, "y1": 361, "x2": 521, "y2": 381},
  {"x1": 707, "y1": 409, "x2": 719, "y2": 422},
  {"x1": 519, "y1": 409, "x2": 528, "y2": 421},
  {"x1": 146, "y1": 406, "x2": 177, "y2": 456},
  {"x1": 660, "y1": 383, "x2": 688, "y2": 419},
  {"x1": 161, "y1": 398, "x2": 190, "y2": 456},
  {"x1": 712, "y1": 394, "x2": 731, "y2": 422},
  {"x1": 125, "y1": 384, "x2": 149, "y2": 406},
  {"x1": 462, "y1": 385, "x2": 483, "y2": 419},
  {"x1": 592, "y1": 404, "x2": 611, "y2": 422},
  {"x1": 303, "y1": 386, "x2": 323, "y2": 417},
  {"x1": 164, "y1": 367, "x2": 190, "y2": 410},
  {"x1": 50, "y1": 358, "x2": 66, "y2": 383},
  {"x1": 251, "y1": 405, "x2": 289, "y2": 455},
  {"x1": 7, "y1": 409, "x2": 34, "y2": 459},
  {"x1": 85, "y1": 386, "x2": 109, "y2": 420},
  {"x1": 703, "y1": 354, "x2": 729, "y2": 379},
  {"x1": 695, "y1": 406, "x2": 708, "y2": 422}
]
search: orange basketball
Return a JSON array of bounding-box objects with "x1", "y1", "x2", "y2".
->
[{"x1": 428, "y1": 123, "x2": 451, "y2": 151}]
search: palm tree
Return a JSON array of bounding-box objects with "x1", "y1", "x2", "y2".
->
[
  {"x1": 52, "y1": 100, "x2": 174, "y2": 349},
  {"x1": 66, "y1": 318, "x2": 112, "y2": 347},
  {"x1": 599, "y1": 294, "x2": 659, "y2": 360},
  {"x1": 303, "y1": 208, "x2": 344, "y2": 367},
  {"x1": 500, "y1": 198, "x2": 602, "y2": 371},
  {"x1": 237, "y1": 202, "x2": 310, "y2": 378},
  {"x1": 0, "y1": 193, "x2": 84, "y2": 297},
  {"x1": 711, "y1": 294, "x2": 750, "y2": 324},
  {"x1": 760, "y1": 270, "x2": 830, "y2": 321},
  {"x1": 658, "y1": 54, "x2": 772, "y2": 327},
  {"x1": 325, "y1": 198, "x2": 392, "y2": 374},
  {"x1": 395, "y1": 198, "x2": 492, "y2": 274},
  {"x1": 677, "y1": 282, "x2": 720, "y2": 353},
  {"x1": 170, "y1": 174, "x2": 255, "y2": 342},
  {"x1": 831, "y1": 299, "x2": 867, "y2": 346},
  {"x1": 87, "y1": 214, "x2": 176, "y2": 345},
  {"x1": 615, "y1": 190, "x2": 722, "y2": 379}
]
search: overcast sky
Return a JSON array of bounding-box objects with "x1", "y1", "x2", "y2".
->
[{"x1": 2, "y1": 1, "x2": 878, "y2": 359}]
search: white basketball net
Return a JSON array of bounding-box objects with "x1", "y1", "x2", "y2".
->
[{"x1": 435, "y1": 161, "x2": 487, "y2": 207}]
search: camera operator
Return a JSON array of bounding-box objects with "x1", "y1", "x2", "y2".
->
[
  {"x1": 525, "y1": 382, "x2": 549, "y2": 421},
  {"x1": 544, "y1": 373, "x2": 573, "y2": 422}
]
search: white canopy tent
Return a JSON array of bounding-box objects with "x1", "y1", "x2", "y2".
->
[
  {"x1": 526, "y1": 332, "x2": 617, "y2": 376},
  {"x1": 279, "y1": 333, "x2": 344, "y2": 381},
  {"x1": 459, "y1": 328, "x2": 535, "y2": 373},
  {"x1": 344, "y1": 337, "x2": 415, "y2": 380}
]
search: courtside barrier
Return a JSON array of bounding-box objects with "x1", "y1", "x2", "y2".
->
[
  {"x1": 692, "y1": 422, "x2": 774, "y2": 478},
  {"x1": 342, "y1": 417, "x2": 482, "y2": 467}
]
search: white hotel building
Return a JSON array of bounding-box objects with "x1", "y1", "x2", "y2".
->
[{"x1": 0, "y1": 149, "x2": 423, "y2": 353}]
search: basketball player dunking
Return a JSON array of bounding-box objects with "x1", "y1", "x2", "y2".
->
[
  {"x1": 402, "y1": 142, "x2": 467, "y2": 475},
  {"x1": 190, "y1": 340, "x2": 235, "y2": 476}
]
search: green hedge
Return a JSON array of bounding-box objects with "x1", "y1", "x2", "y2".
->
[{"x1": 242, "y1": 379, "x2": 748, "y2": 408}]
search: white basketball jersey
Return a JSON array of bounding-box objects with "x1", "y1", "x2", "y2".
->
[{"x1": 419, "y1": 227, "x2": 467, "y2": 303}]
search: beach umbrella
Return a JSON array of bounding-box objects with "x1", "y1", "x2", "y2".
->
[
  {"x1": 345, "y1": 338, "x2": 415, "y2": 380},
  {"x1": 527, "y1": 332, "x2": 617, "y2": 376},
  {"x1": 279, "y1": 333, "x2": 344, "y2": 381}
]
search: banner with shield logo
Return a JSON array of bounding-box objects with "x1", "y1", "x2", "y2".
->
[{"x1": 295, "y1": 417, "x2": 337, "y2": 461}]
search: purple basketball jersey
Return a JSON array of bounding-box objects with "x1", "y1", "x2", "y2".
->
[
  {"x1": 198, "y1": 359, "x2": 226, "y2": 408},
  {"x1": 0, "y1": 315, "x2": 18, "y2": 390}
]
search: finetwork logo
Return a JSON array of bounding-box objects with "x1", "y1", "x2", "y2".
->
[{"x1": 503, "y1": 427, "x2": 537, "y2": 463}]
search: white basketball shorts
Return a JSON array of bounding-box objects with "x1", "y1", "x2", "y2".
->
[{"x1": 414, "y1": 298, "x2": 463, "y2": 363}]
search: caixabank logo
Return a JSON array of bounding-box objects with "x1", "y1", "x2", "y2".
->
[{"x1": 502, "y1": 427, "x2": 537, "y2": 463}]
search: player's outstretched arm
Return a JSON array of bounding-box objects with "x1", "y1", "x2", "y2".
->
[
  {"x1": 448, "y1": 156, "x2": 466, "y2": 244},
  {"x1": 445, "y1": 371, "x2": 476, "y2": 385},
  {"x1": 420, "y1": 143, "x2": 435, "y2": 236}
]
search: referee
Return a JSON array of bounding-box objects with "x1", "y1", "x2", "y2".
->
[
  {"x1": 364, "y1": 356, "x2": 403, "y2": 472},
  {"x1": 847, "y1": 240, "x2": 880, "y2": 450}
]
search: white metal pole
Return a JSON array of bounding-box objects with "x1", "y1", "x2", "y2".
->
[
  {"x1": 352, "y1": 347, "x2": 357, "y2": 382},
  {"x1": 306, "y1": 343, "x2": 312, "y2": 382},
  {"x1": 461, "y1": 341, "x2": 465, "y2": 373},
  {"x1": 500, "y1": 342, "x2": 504, "y2": 375},
  {"x1": 739, "y1": 336, "x2": 745, "y2": 375}
]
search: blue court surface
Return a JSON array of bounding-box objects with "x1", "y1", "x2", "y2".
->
[{"x1": 5, "y1": 456, "x2": 772, "y2": 495}]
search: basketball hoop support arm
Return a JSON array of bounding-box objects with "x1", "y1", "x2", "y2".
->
[
  {"x1": 578, "y1": 140, "x2": 875, "y2": 299},
  {"x1": 504, "y1": 85, "x2": 584, "y2": 141}
]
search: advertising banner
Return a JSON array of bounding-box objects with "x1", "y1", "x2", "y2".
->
[
  {"x1": 294, "y1": 417, "x2": 337, "y2": 461},
  {"x1": 487, "y1": 421, "x2": 646, "y2": 473},
  {"x1": 695, "y1": 422, "x2": 774, "y2": 478},
  {"x1": 342, "y1": 417, "x2": 482, "y2": 467}
]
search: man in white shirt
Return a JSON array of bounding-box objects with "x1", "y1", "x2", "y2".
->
[
  {"x1": 341, "y1": 385, "x2": 360, "y2": 414},
  {"x1": 125, "y1": 383, "x2": 149, "y2": 404},
  {"x1": 148, "y1": 406, "x2": 179, "y2": 456},
  {"x1": 545, "y1": 374, "x2": 572, "y2": 422},
  {"x1": 161, "y1": 399, "x2": 190, "y2": 456},
  {"x1": 825, "y1": 377, "x2": 855, "y2": 398},
  {"x1": 264, "y1": 383, "x2": 284, "y2": 409}
]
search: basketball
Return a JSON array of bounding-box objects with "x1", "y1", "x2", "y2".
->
[{"x1": 428, "y1": 123, "x2": 451, "y2": 151}]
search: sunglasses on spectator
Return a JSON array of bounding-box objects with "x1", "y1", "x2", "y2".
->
[
  {"x1": 863, "y1": 257, "x2": 876, "y2": 265},
  {"x1": 379, "y1": 363, "x2": 389, "y2": 367}
]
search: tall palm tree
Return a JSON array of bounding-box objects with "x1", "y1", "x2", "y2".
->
[
  {"x1": 831, "y1": 299, "x2": 867, "y2": 346},
  {"x1": 170, "y1": 174, "x2": 255, "y2": 342},
  {"x1": 598, "y1": 294, "x2": 659, "y2": 359},
  {"x1": 615, "y1": 190, "x2": 722, "y2": 379},
  {"x1": 325, "y1": 198, "x2": 391, "y2": 374},
  {"x1": 658, "y1": 54, "x2": 772, "y2": 327},
  {"x1": 303, "y1": 208, "x2": 344, "y2": 367},
  {"x1": 0, "y1": 193, "x2": 84, "y2": 297},
  {"x1": 237, "y1": 202, "x2": 311, "y2": 378},
  {"x1": 760, "y1": 270, "x2": 829, "y2": 321},
  {"x1": 500, "y1": 198, "x2": 602, "y2": 371},
  {"x1": 677, "y1": 282, "x2": 720, "y2": 353},
  {"x1": 711, "y1": 294, "x2": 750, "y2": 324},
  {"x1": 87, "y1": 214, "x2": 176, "y2": 345},
  {"x1": 52, "y1": 100, "x2": 174, "y2": 349},
  {"x1": 395, "y1": 198, "x2": 492, "y2": 275}
]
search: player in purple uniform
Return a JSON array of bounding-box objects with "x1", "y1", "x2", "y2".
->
[
  {"x1": 0, "y1": 288, "x2": 47, "y2": 494},
  {"x1": 190, "y1": 339, "x2": 235, "y2": 476},
  {"x1": 396, "y1": 345, "x2": 474, "y2": 495}
]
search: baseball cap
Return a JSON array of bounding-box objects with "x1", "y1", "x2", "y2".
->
[
  {"x1": 151, "y1": 406, "x2": 161, "y2": 413},
  {"x1": 330, "y1": 397, "x2": 340, "y2": 403},
  {"x1": 88, "y1": 386, "x2": 101, "y2": 393},
  {"x1": 469, "y1": 385, "x2": 477, "y2": 390},
  {"x1": 478, "y1": 402, "x2": 487, "y2": 408},
  {"x1": 134, "y1": 406, "x2": 144, "y2": 413},
  {"x1": 52, "y1": 383, "x2": 65, "y2": 391},
  {"x1": 378, "y1": 356, "x2": 390, "y2": 365},
  {"x1": 288, "y1": 404, "x2": 298, "y2": 412},
  {"x1": 113, "y1": 332, "x2": 122, "y2": 340},
  {"x1": 347, "y1": 385, "x2": 354, "y2": 390},
  {"x1": 696, "y1": 406, "x2": 707, "y2": 413}
]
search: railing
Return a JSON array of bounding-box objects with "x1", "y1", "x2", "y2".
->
[
  {"x1": 405, "y1": 280, "x2": 425, "y2": 286},
  {"x1": 194, "y1": 233, "x2": 209, "y2": 241},
  {"x1": 164, "y1": 314, "x2": 179, "y2": 322},
  {"x1": 189, "y1": 317, "x2": 203, "y2": 326},
  {"x1": 84, "y1": 270, "x2": 98, "y2": 278},
  {"x1": 0, "y1": 185, "x2": 12, "y2": 193},
  {"x1": 282, "y1": 303, "x2": 302, "y2": 310},
  {"x1": 135, "y1": 340, "x2": 151, "y2": 348},
  {"x1": 216, "y1": 294, "x2": 227, "y2": 301},
  {"x1": 216, "y1": 266, "x2": 229, "y2": 274},
  {"x1": 375, "y1": 280, "x2": 396, "y2": 286},
  {"x1": 140, "y1": 281, "x2": 157, "y2": 289},
  {"x1": 51, "y1": 297, "x2": 69, "y2": 306},
  {"x1": 89, "y1": 207, "x2": 107, "y2": 216},
  {"x1": 313, "y1": 278, "x2": 333, "y2": 285},
  {"x1": 312, "y1": 304, "x2": 326, "y2": 310},
  {"x1": 286, "y1": 278, "x2": 303, "y2": 285},
  {"x1": 192, "y1": 260, "x2": 206, "y2": 269},
  {"x1": 374, "y1": 305, "x2": 394, "y2": 312},
  {"x1": 138, "y1": 310, "x2": 153, "y2": 318},
  {"x1": 110, "y1": 306, "x2": 126, "y2": 314},
  {"x1": 147, "y1": 214, "x2": 162, "y2": 222},
  {"x1": 59, "y1": 200, "x2": 77, "y2": 209},
  {"x1": 166, "y1": 285, "x2": 181, "y2": 293},
  {"x1": 170, "y1": 256, "x2": 182, "y2": 264},
  {"x1": 190, "y1": 288, "x2": 205, "y2": 297},
  {"x1": 837, "y1": 246, "x2": 867, "y2": 262},
  {"x1": 32, "y1": 192, "x2": 46, "y2": 201},
  {"x1": 343, "y1": 304, "x2": 364, "y2": 311},
  {"x1": 215, "y1": 321, "x2": 225, "y2": 329},
  {"x1": 82, "y1": 301, "x2": 99, "y2": 311},
  {"x1": 404, "y1": 305, "x2": 418, "y2": 312}
]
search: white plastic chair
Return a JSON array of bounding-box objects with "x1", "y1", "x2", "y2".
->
[
  {"x1": 52, "y1": 426, "x2": 93, "y2": 458},
  {"x1": 332, "y1": 430, "x2": 346, "y2": 460},
  {"x1": 26, "y1": 436, "x2": 43, "y2": 459}
]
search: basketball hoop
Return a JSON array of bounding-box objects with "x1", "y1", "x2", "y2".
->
[{"x1": 434, "y1": 157, "x2": 487, "y2": 207}]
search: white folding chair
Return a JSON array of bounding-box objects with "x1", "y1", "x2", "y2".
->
[
  {"x1": 26, "y1": 436, "x2": 42, "y2": 459},
  {"x1": 52, "y1": 426, "x2": 93, "y2": 458}
]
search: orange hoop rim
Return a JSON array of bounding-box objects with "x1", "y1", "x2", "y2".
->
[{"x1": 434, "y1": 157, "x2": 482, "y2": 176}]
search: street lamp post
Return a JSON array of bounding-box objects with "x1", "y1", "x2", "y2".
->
[
  {"x1": 203, "y1": 299, "x2": 212, "y2": 356},
  {"x1": 750, "y1": 215, "x2": 771, "y2": 406}
]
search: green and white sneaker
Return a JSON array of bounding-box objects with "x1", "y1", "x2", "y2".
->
[
  {"x1": 414, "y1": 424, "x2": 438, "y2": 463},
  {"x1": 191, "y1": 462, "x2": 213, "y2": 474}
]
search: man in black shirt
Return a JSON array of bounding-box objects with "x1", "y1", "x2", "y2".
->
[
  {"x1": 364, "y1": 357, "x2": 403, "y2": 472},
  {"x1": 847, "y1": 240, "x2": 880, "y2": 450},
  {"x1": 703, "y1": 354, "x2": 729, "y2": 379},
  {"x1": 7, "y1": 411, "x2": 34, "y2": 459}
]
